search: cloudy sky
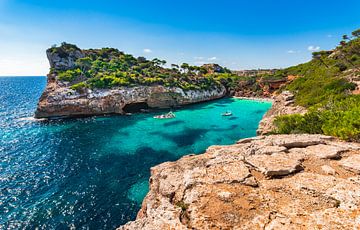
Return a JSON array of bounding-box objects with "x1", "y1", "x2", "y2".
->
[{"x1": 0, "y1": 0, "x2": 359, "y2": 76}]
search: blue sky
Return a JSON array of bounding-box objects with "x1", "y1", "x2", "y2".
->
[{"x1": 0, "y1": 0, "x2": 359, "y2": 75}]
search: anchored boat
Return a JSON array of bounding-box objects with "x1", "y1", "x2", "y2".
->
[
  {"x1": 221, "y1": 111, "x2": 232, "y2": 116},
  {"x1": 154, "y1": 111, "x2": 176, "y2": 119}
]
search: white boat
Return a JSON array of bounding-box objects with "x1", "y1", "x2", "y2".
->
[
  {"x1": 221, "y1": 111, "x2": 232, "y2": 116},
  {"x1": 154, "y1": 111, "x2": 176, "y2": 119}
]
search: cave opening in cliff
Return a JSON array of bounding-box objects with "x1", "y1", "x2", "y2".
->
[{"x1": 123, "y1": 102, "x2": 150, "y2": 113}]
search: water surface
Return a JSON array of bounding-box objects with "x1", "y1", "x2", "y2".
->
[{"x1": 0, "y1": 77, "x2": 272, "y2": 229}]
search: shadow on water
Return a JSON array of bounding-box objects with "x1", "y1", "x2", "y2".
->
[
  {"x1": 212, "y1": 124, "x2": 240, "y2": 131},
  {"x1": 159, "y1": 127, "x2": 209, "y2": 147},
  {"x1": 254, "y1": 109, "x2": 267, "y2": 114},
  {"x1": 163, "y1": 120, "x2": 185, "y2": 127}
]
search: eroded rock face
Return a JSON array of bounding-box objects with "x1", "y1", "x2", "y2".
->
[
  {"x1": 119, "y1": 134, "x2": 360, "y2": 230},
  {"x1": 257, "y1": 91, "x2": 307, "y2": 135},
  {"x1": 46, "y1": 48, "x2": 84, "y2": 70},
  {"x1": 35, "y1": 76, "x2": 226, "y2": 118}
]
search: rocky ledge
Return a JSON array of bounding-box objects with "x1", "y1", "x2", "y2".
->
[
  {"x1": 257, "y1": 91, "x2": 306, "y2": 135},
  {"x1": 35, "y1": 74, "x2": 226, "y2": 118},
  {"x1": 119, "y1": 134, "x2": 360, "y2": 229}
]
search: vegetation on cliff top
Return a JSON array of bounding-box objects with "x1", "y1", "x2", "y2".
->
[
  {"x1": 49, "y1": 43, "x2": 241, "y2": 91},
  {"x1": 274, "y1": 29, "x2": 360, "y2": 141}
]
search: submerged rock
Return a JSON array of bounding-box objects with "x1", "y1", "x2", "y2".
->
[{"x1": 118, "y1": 134, "x2": 360, "y2": 230}]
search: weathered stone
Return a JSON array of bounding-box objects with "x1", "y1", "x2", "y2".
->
[
  {"x1": 339, "y1": 154, "x2": 360, "y2": 174},
  {"x1": 245, "y1": 152, "x2": 304, "y2": 177},
  {"x1": 268, "y1": 134, "x2": 333, "y2": 148},
  {"x1": 119, "y1": 135, "x2": 360, "y2": 230},
  {"x1": 305, "y1": 144, "x2": 347, "y2": 159},
  {"x1": 321, "y1": 165, "x2": 336, "y2": 175}
]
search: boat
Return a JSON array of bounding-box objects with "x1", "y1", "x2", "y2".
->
[
  {"x1": 153, "y1": 111, "x2": 176, "y2": 119},
  {"x1": 221, "y1": 111, "x2": 232, "y2": 116}
]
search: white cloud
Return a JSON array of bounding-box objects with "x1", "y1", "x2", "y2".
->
[
  {"x1": 307, "y1": 46, "x2": 320, "y2": 52},
  {"x1": 327, "y1": 34, "x2": 333, "y2": 38},
  {"x1": 287, "y1": 50, "x2": 301, "y2": 54},
  {"x1": 143, "y1": 48, "x2": 152, "y2": 53},
  {"x1": 208, "y1": 56, "x2": 217, "y2": 61},
  {"x1": 287, "y1": 50, "x2": 296, "y2": 54}
]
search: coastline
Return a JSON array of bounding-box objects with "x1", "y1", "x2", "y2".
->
[{"x1": 232, "y1": 96, "x2": 274, "y2": 103}]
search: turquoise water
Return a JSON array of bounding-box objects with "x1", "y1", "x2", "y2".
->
[{"x1": 0, "y1": 77, "x2": 272, "y2": 229}]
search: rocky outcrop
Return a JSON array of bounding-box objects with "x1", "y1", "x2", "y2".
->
[
  {"x1": 119, "y1": 134, "x2": 360, "y2": 230},
  {"x1": 256, "y1": 91, "x2": 307, "y2": 135},
  {"x1": 36, "y1": 45, "x2": 227, "y2": 118},
  {"x1": 46, "y1": 45, "x2": 84, "y2": 71},
  {"x1": 35, "y1": 76, "x2": 226, "y2": 118}
]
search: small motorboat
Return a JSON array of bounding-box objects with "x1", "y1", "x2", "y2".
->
[
  {"x1": 154, "y1": 111, "x2": 176, "y2": 119},
  {"x1": 221, "y1": 111, "x2": 232, "y2": 116}
]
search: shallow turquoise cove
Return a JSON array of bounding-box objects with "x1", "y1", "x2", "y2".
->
[{"x1": 0, "y1": 77, "x2": 272, "y2": 229}]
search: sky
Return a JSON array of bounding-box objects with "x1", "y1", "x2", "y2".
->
[{"x1": 0, "y1": 0, "x2": 359, "y2": 76}]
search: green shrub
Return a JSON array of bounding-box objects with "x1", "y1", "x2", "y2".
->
[
  {"x1": 274, "y1": 96, "x2": 360, "y2": 141},
  {"x1": 70, "y1": 82, "x2": 88, "y2": 91},
  {"x1": 57, "y1": 68, "x2": 82, "y2": 82}
]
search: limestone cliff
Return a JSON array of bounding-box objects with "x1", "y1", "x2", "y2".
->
[
  {"x1": 119, "y1": 134, "x2": 360, "y2": 229},
  {"x1": 35, "y1": 45, "x2": 226, "y2": 118},
  {"x1": 35, "y1": 74, "x2": 226, "y2": 118}
]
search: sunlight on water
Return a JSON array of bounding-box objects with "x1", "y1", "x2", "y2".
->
[{"x1": 0, "y1": 77, "x2": 271, "y2": 229}]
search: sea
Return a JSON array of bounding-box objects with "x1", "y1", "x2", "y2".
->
[{"x1": 0, "y1": 76, "x2": 272, "y2": 229}]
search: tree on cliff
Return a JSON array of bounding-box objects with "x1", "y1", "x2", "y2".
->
[
  {"x1": 312, "y1": 51, "x2": 329, "y2": 68},
  {"x1": 352, "y1": 29, "x2": 360, "y2": 38},
  {"x1": 181, "y1": 63, "x2": 190, "y2": 73},
  {"x1": 76, "y1": 57, "x2": 92, "y2": 75}
]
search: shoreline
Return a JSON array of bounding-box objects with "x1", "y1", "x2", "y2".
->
[{"x1": 232, "y1": 96, "x2": 274, "y2": 103}]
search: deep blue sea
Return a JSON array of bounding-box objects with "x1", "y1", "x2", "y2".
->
[{"x1": 0, "y1": 76, "x2": 272, "y2": 229}]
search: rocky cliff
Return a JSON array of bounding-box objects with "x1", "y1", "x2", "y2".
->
[
  {"x1": 35, "y1": 45, "x2": 227, "y2": 118},
  {"x1": 257, "y1": 91, "x2": 307, "y2": 135},
  {"x1": 35, "y1": 74, "x2": 226, "y2": 118},
  {"x1": 119, "y1": 134, "x2": 360, "y2": 229}
]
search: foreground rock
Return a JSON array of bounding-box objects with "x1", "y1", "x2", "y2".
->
[
  {"x1": 119, "y1": 134, "x2": 360, "y2": 230},
  {"x1": 257, "y1": 91, "x2": 307, "y2": 135}
]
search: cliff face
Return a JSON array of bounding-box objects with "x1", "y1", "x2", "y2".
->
[
  {"x1": 119, "y1": 134, "x2": 360, "y2": 229},
  {"x1": 35, "y1": 75, "x2": 226, "y2": 118},
  {"x1": 35, "y1": 47, "x2": 226, "y2": 118}
]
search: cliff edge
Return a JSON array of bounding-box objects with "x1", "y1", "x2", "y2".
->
[{"x1": 119, "y1": 134, "x2": 360, "y2": 229}]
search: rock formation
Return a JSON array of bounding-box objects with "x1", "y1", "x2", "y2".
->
[
  {"x1": 35, "y1": 45, "x2": 227, "y2": 118},
  {"x1": 119, "y1": 134, "x2": 360, "y2": 230},
  {"x1": 35, "y1": 75, "x2": 226, "y2": 118},
  {"x1": 257, "y1": 91, "x2": 307, "y2": 135}
]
